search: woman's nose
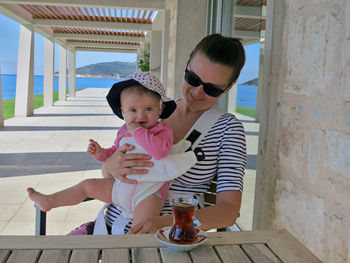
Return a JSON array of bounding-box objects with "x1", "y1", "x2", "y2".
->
[{"x1": 192, "y1": 84, "x2": 205, "y2": 96}]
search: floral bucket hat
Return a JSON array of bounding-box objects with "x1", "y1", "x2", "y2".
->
[{"x1": 106, "y1": 72, "x2": 176, "y2": 120}]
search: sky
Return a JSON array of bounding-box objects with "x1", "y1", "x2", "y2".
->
[{"x1": 0, "y1": 13, "x2": 260, "y2": 84}]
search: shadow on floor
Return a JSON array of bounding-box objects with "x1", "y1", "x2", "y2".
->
[
  {"x1": 246, "y1": 154, "x2": 257, "y2": 170},
  {"x1": 0, "y1": 152, "x2": 102, "y2": 177},
  {"x1": 54, "y1": 105, "x2": 108, "y2": 107},
  {"x1": 245, "y1": 131, "x2": 259, "y2": 136},
  {"x1": 33, "y1": 113, "x2": 115, "y2": 117},
  {"x1": 0, "y1": 126, "x2": 120, "y2": 131},
  {"x1": 240, "y1": 119, "x2": 258, "y2": 124}
]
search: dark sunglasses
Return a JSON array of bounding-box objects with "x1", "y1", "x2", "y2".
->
[{"x1": 184, "y1": 68, "x2": 231, "y2": 97}]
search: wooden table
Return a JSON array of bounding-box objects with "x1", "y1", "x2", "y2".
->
[{"x1": 0, "y1": 230, "x2": 322, "y2": 263}]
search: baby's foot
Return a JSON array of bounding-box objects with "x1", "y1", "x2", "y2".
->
[{"x1": 27, "y1": 187, "x2": 52, "y2": 212}]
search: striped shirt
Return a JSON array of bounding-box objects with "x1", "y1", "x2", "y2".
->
[{"x1": 105, "y1": 113, "x2": 247, "y2": 233}]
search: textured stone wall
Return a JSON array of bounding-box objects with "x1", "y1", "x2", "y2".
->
[{"x1": 260, "y1": 1, "x2": 350, "y2": 262}]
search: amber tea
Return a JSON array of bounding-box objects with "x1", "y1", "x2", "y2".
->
[{"x1": 169, "y1": 198, "x2": 198, "y2": 244}]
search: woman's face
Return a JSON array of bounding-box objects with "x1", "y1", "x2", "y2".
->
[{"x1": 182, "y1": 53, "x2": 234, "y2": 112}]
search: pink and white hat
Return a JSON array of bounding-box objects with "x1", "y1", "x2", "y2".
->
[{"x1": 106, "y1": 72, "x2": 176, "y2": 120}]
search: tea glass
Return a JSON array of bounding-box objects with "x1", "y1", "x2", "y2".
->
[{"x1": 168, "y1": 197, "x2": 199, "y2": 244}]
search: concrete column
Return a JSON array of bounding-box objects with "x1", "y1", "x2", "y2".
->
[
  {"x1": 68, "y1": 48, "x2": 76, "y2": 97},
  {"x1": 167, "y1": 0, "x2": 207, "y2": 99},
  {"x1": 43, "y1": 37, "x2": 54, "y2": 107},
  {"x1": 0, "y1": 66, "x2": 3, "y2": 127},
  {"x1": 15, "y1": 25, "x2": 34, "y2": 117},
  {"x1": 150, "y1": 30, "x2": 162, "y2": 78},
  {"x1": 58, "y1": 45, "x2": 67, "y2": 101},
  {"x1": 161, "y1": 9, "x2": 170, "y2": 92},
  {"x1": 252, "y1": 0, "x2": 284, "y2": 230},
  {"x1": 217, "y1": 0, "x2": 235, "y2": 112},
  {"x1": 255, "y1": 40, "x2": 265, "y2": 122},
  {"x1": 227, "y1": 82, "x2": 238, "y2": 114}
]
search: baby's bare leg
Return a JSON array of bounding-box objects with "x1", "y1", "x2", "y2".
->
[
  {"x1": 132, "y1": 194, "x2": 163, "y2": 227},
  {"x1": 27, "y1": 178, "x2": 114, "y2": 212}
]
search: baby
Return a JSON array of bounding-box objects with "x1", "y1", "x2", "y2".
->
[{"x1": 27, "y1": 72, "x2": 197, "y2": 234}]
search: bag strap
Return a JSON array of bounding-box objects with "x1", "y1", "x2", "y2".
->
[{"x1": 185, "y1": 105, "x2": 224, "y2": 150}]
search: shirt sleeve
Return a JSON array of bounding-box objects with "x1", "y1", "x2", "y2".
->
[
  {"x1": 132, "y1": 122, "x2": 173, "y2": 160},
  {"x1": 216, "y1": 115, "x2": 247, "y2": 193},
  {"x1": 97, "y1": 125, "x2": 127, "y2": 162}
]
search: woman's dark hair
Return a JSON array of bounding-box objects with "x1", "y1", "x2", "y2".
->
[{"x1": 189, "y1": 34, "x2": 246, "y2": 83}]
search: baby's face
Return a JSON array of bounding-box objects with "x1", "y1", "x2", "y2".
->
[{"x1": 120, "y1": 92, "x2": 161, "y2": 129}]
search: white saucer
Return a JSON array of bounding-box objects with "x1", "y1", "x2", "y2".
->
[{"x1": 155, "y1": 226, "x2": 207, "y2": 251}]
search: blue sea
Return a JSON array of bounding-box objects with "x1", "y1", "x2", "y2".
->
[{"x1": 0, "y1": 74, "x2": 257, "y2": 108}]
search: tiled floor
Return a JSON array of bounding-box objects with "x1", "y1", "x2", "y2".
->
[{"x1": 0, "y1": 88, "x2": 258, "y2": 235}]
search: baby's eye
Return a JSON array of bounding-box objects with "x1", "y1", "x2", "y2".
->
[
  {"x1": 129, "y1": 108, "x2": 137, "y2": 113},
  {"x1": 145, "y1": 107, "x2": 154, "y2": 112}
]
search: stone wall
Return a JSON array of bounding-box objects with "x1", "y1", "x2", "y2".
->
[{"x1": 254, "y1": 1, "x2": 350, "y2": 262}]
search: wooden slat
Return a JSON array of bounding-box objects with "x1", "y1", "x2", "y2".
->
[
  {"x1": 215, "y1": 245, "x2": 252, "y2": 263},
  {"x1": 204, "y1": 230, "x2": 280, "y2": 246},
  {"x1": 0, "y1": 250, "x2": 10, "y2": 263},
  {"x1": 242, "y1": 244, "x2": 281, "y2": 263},
  {"x1": 70, "y1": 249, "x2": 99, "y2": 263},
  {"x1": 190, "y1": 246, "x2": 220, "y2": 263},
  {"x1": 0, "y1": 231, "x2": 281, "y2": 250},
  {"x1": 38, "y1": 249, "x2": 71, "y2": 263},
  {"x1": 159, "y1": 248, "x2": 191, "y2": 263},
  {"x1": 267, "y1": 230, "x2": 322, "y2": 263},
  {"x1": 101, "y1": 249, "x2": 129, "y2": 263},
  {"x1": 6, "y1": 250, "x2": 41, "y2": 263},
  {"x1": 131, "y1": 248, "x2": 161, "y2": 263}
]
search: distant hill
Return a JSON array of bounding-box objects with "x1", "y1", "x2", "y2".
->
[
  {"x1": 241, "y1": 78, "x2": 258, "y2": 86},
  {"x1": 76, "y1": 61, "x2": 137, "y2": 78}
]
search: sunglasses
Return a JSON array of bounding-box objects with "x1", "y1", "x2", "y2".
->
[{"x1": 184, "y1": 68, "x2": 231, "y2": 97}]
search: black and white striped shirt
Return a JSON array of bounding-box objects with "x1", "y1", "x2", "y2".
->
[{"x1": 105, "y1": 113, "x2": 246, "y2": 232}]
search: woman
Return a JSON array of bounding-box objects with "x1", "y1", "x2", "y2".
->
[{"x1": 70, "y1": 33, "x2": 246, "y2": 235}]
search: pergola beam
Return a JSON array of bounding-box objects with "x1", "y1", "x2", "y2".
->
[
  {"x1": 76, "y1": 47, "x2": 138, "y2": 54},
  {"x1": 67, "y1": 42, "x2": 140, "y2": 49},
  {"x1": 54, "y1": 33, "x2": 145, "y2": 42},
  {"x1": 235, "y1": 5, "x2": 264, "y2": 19},
  {"x1": 0, "y1": 0, "x2": 165, "y2": 9},
  {"x1": 33, "y1": 18, "x2": 152, "y2": 31},
  {"x1": 0, "y1": 3, "x2": 67, "y2": 46}
]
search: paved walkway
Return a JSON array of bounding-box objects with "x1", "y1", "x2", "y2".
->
[{"x1": 0, "y1": 88, "x2": 259, "y2": 235}]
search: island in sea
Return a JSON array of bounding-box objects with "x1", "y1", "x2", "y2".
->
[
  {"x1": 54, "y1": 61, "x2": 137, "y2": 78},
  {"x1": 241, "y1": 77, "x2": 258, "y2": 86}
]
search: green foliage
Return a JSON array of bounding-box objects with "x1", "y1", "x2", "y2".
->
[
  {"x1": 236, "y1": 105, "x2": 256, "y2": 118},
  {"x1": 2, "y1": 99, "x2": 14, "y2": 120},
  {"x1": 138, "y1": 50, "x2": 150, "y2": 72}
]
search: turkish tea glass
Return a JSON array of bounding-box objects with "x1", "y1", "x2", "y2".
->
[{"x1": 168, "y1": 197, "x2": 199, "y2": 244}]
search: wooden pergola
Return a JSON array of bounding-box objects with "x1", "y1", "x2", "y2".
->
[{"x1": 0, "y1": 0, "x2": 266, "y2": 119}]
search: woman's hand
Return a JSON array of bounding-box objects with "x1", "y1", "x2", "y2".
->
[
  {"x1": 103, "y1": 143, "x2": 153, "y2": 184},
  {"x1": 127, "y1": 214, "x2": 173, "y2": 234}
]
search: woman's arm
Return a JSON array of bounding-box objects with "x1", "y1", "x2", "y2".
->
[
  {"x1": 195, "y1": 190, "x2": 242, "y2": 230},
  {"x1": 127, "y1": 190, "x2": 241, "y2": 234}
]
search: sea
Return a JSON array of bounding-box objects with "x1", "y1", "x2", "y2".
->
[{"x1": 0, "y1": 74, "x2": 257, "y2": 109}]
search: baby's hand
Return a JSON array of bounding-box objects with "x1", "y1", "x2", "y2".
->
[
  {"x1": 127, "y1": 122, "x2": 141, "y2": 134},
  {"x1": 87, "y1": 139, "x2": 102, "y2": 159}
]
